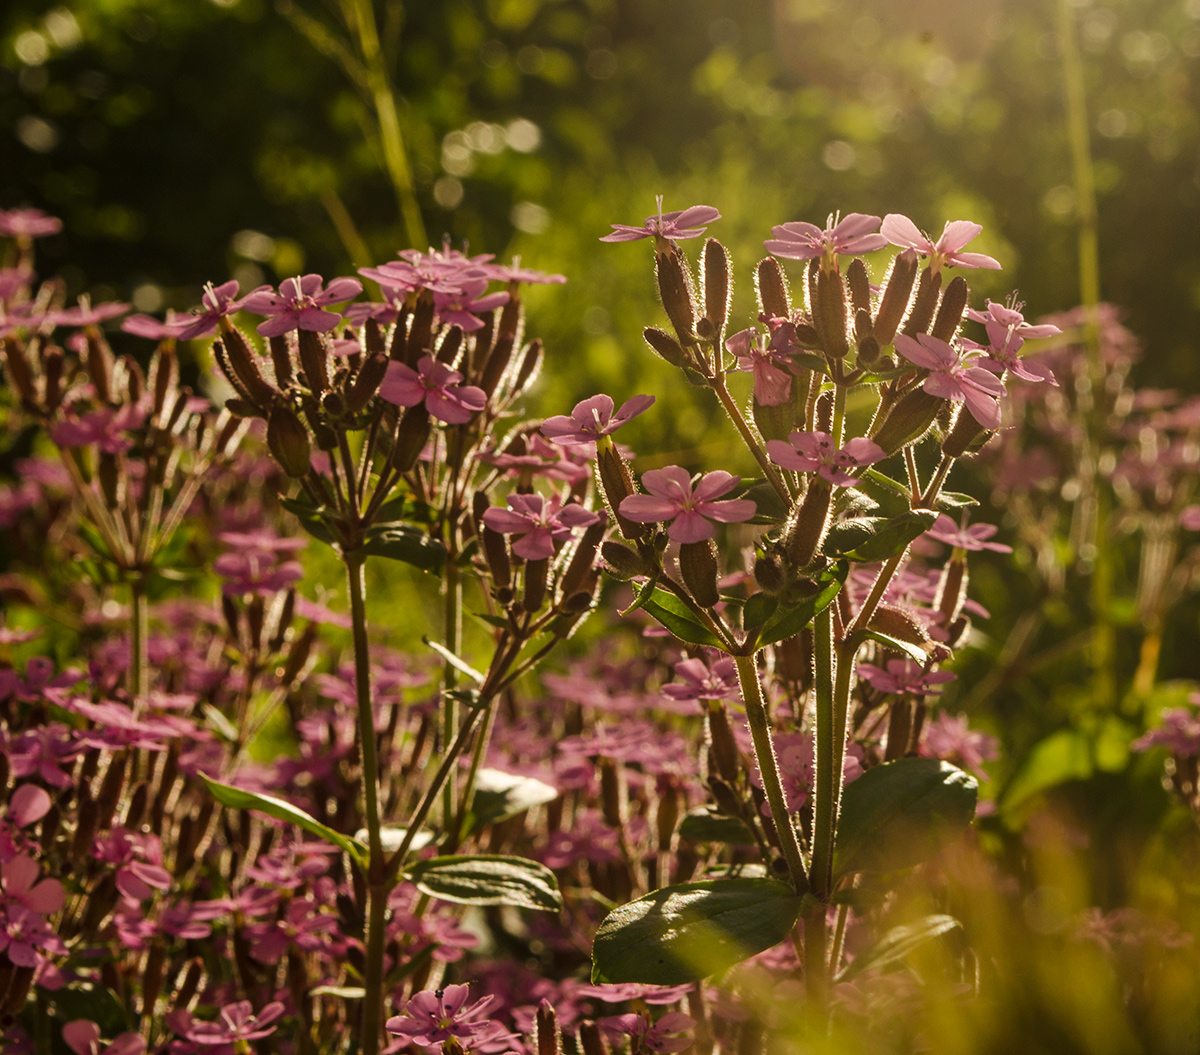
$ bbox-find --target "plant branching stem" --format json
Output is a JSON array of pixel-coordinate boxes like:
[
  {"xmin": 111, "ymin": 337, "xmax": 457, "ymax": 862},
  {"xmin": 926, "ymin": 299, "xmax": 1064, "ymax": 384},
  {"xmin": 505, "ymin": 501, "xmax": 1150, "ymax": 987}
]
[{"xmin": 711, "ymin": 375, "xmax": 790, "ymax": 503}]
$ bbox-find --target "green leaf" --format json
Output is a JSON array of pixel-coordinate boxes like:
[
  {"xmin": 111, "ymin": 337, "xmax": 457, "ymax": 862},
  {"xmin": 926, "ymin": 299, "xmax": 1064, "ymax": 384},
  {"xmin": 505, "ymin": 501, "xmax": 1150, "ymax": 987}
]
[
  {"xmin": 591, "ymin": 878, "xmax": 803, "ymax": 984},
  {"xmin": 823, "ymin": 517, "xmax": 888, "ymax": 557},
  {"xmin": 860, "ymin": 468, "xmax": 911, "ymax": 501},
  {"xmin": 642, "ymin": 590, "xmax": 727, "ymax": 651},
  {"xmin": 741, "ymin": 593, "xmax": 777, "ymax": 632},
  {"xmin": 470, "ymin": 768, "xmax": 559, "ymax": 829},
  {"xmin": 361, "ymin": 527, "xmax": 446, "ymax": 573},
  {"xmin": 999, "ymin": 728, "xmax": 1093, "ymax": 810},
  {"xmin": 836, "ymin": 914, "xmax": 962, "ymax": 982},
  {"xmin": 310, "ymin": 986, "xmax": 367, "ymax": 1000},
  {"xmin": 424, "ymin": 637, "xmax": 485, "ymax": 683},
  {"xmin": 834, "ymin": 758, "xmax": 977, "ymax": 877},
  {"xmin": 859, "ymin": 629, "xmax": 930, "ymax": 664},
  {"xmin": 936, "ymin": 490, "xmax": 979, "ymax": 509},
  {"xmin": 201, "ymin": 775, "xmax": 366, "ymax": 865},
  {"xmin": 678, "ymin": 808, "xmax": 758, "ymax": 846},
  {"xmin": 741, "ymin": 479, "xmax": 789, "ymax": 525},
  {"xmin": 620, "ymin": 575, "xmax": 660, "ymax": 616},
  {"xmin": 754, "ymin": 560, "xmax": 847, "ymax": 648},
  {"xmin": 846, "ymin": 509, "xmax": 939, "ymax": 562},
  {"xmin": 278, "ymin": 492, "xmax": 340, "ymax": 547},
  {"xmin": 407, "ymin": 854, "xmax": 562, "ymax": 912}
]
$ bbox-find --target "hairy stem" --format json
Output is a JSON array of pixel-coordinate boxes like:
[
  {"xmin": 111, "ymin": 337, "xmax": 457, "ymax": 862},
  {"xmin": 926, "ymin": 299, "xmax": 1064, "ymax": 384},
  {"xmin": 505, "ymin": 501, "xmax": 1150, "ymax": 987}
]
[{"xmin": 711, "ymin": 374, "xmax": 791, "ymax": 503}]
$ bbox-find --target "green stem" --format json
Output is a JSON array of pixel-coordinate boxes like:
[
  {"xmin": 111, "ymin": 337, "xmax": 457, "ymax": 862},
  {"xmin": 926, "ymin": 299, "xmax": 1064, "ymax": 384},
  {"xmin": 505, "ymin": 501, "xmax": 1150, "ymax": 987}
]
[
  {"xmin": 808, "ymin": 607, "xmax": 839, "ymax": 902},
  {"xmin": 129, "ymin": 573, "xmax": 149, "ymax": 714},
  {"xmin": 711, "ymin": 375, "xmax": 791, "ymax": 503},
  {"xmin": 831, "ymin": 382, "xmax": 846, "ymax": 448},
  {"xmin": 441, "ymin": 556, "xmax": 462, "ymax": 831},
  {"xmin": 345, "ymin": 555, "xmax": 386, "ymax": 1055},
  {"xmin": 731, "ymin": 654, "xmax": 808, "ymax": 893}
]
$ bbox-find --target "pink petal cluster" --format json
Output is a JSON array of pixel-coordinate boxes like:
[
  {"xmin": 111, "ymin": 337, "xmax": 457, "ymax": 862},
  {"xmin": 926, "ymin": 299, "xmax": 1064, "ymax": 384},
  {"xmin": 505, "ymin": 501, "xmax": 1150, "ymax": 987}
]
[
  {"xmin": 726, "ymin": 325, "xmax": 799, "ymax": 406},
  {"xmin": 925, "ymin": 514, "xmax": 1012, "ymax": 553},
  {"xmin": 920, "ymin": 712, "xmax": 999, "ymax": 779},
  {"xmin": 242, "ymin": 274, "xmax": 363, "ymax": 337},
  {"xmin": 894, "ymin": 333, "xmax": 1005, "ymax": 430},
  {"xmin": 0, "ymin": 854, "xmax": 66, "ymax": 967},
  {"xmin": 175, "ymin": 280, "xmax": 244, "ymax": 341},
  {"xmin": 662, "ymin": 655, "xmax": 740, "ymax": 703},
  {"xmin": 62, "ymin": 1020, "xmax": 146, "ymax": 1055},
  {"xmin": 967, "ymin": 298, "xmax": 1061, "ymax": 386},
  {"xmin": 50, "ymin": 402, "xmax": 150, "ymax": 456},
  {"xmin": 881, "ymin": 214, "xmax": 1002, "ymax": 272},
  {"xmin": 386, "ymin": 983, "xmax": 502, "ymax": 1047},
  {"xmin": 0, "ymin": 208, "xmax": 62, "ymax": 239},
  {"xmin": 857, "ymin": 658, "xmax": 956, "ymax": 696},
  {"xmin": 600, "ymin": 1012, "xmax": 697, "ymax": 1054},
  {"xmin": 766, "ymin": 431, "xmax": 885, "ymax": 487},
  {"xmin": 763, "ymin": 212, "xmax": 887, "ymax": 267},
  {"xmin": 541, "ymin": 393, "xmax": 655, "ymax": 446},
  {"xmin": 619, "ymin": 467, "xmax": 756, "ymax": 543},
  {"xmin": 482, "ymin": 494, "xmax": 600, "ymax": 560},
  {"xmin": 601, "ymin": 200, "xmax": 721, "ymax": 243},
  {"xmin": 379, "ymin": 355, "xmax": 487, "ymax": 424},
  {"xmin": 181, "ymin": 1000, "xmax": 285, "ymax": 1045}
]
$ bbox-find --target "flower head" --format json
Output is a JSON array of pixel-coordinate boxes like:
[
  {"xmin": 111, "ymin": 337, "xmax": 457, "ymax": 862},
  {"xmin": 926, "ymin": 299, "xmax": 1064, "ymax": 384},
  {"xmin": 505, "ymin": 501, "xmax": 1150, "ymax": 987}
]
[
  {"xmin": 967, "ymin": 298, "xmax": 1060, "ymax": 386},
  {"xmin": 482, "ymin": 494, "xmax": 600, "ymax": 560},
  {"xmin": 0, "ymin": 208, "xmax": 62, "ymax": 240},
  {"xmin": 726, "ymin": 325, "xmax": 800, "ymax": 406},
  {"xmin": 600, "ymin": 1011, "xmax": 696, "ymax": 1053},
  {"xmin": 619, "ymin": 467, "xmax": 756, "ymax": 543},
  {"xmin": 857, "ymin": 658, "xmax": 955, "ymax": 696},
  {"xmin": 925, "ymin": 514, "xmax": 1012, "ymax": 552},
  {"xmin": 894, "ymin": 333, "xmax": 1005, "ymax": 430},
  {"xmin": 433, "ymin": 277, "xmax": 509, "ymax": 332},
  {"xmin": 242, "ymin": 274, "xmax": 362, "ymax": 337},
  {"xmin": 183, "ymin": 1000, "xmax": 284, "ymax": 1045},
  {"xmin": 764, "ymin": 212, "xmax": 887, "ymax": 270},
  {"xmin": 176, "ymin": 280, "xmax": 244, "ymax": 341},
  {"xmin": 542, "ymin": 393, "xmax": 655, "ymax": 446},
  {"xmin": 601, "ymin": 197, "xmax": 721, "ymax": 243},
  {"xmin": 386, "ymin": 984, "xmax": 500, "ymax": 1048},
  {"xmin": 379, "ymin": 355, "xmax": 487, "ymax": 424},
  {"xmin": 662, "ymin": 655, "xmax": 740, "ymax": 703},
  {"xmin": 880, "ymin": 214, "xmax": 1001, "ymax": 272},
  {"xmin": 766, "ymin": 431, "xmax": 885, "ymax": 486}
]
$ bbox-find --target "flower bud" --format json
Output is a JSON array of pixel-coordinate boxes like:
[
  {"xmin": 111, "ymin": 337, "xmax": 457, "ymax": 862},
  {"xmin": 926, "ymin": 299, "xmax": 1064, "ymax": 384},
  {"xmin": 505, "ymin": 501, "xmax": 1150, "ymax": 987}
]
[
  {"xmin": 794, "ymin": 319, "xmax": 822, "ymax": 348},
  {"xmin": 643, "ymin": 327, "xmax": 693, "ymax": 371},
  {"xmin": 656, "ymin": 776, "xmax": 681, "ymax": 852},
  {"xmin": 784, "ymin": 479, "xmax": 832, "ymax": 570},
  {"xmin": 885, "ymin": 699, "xmax": 914, "ymax": 761},
  {"xmin": 775, "ymin": 629, "xmax": 811, "ymax": 686},
  {"xmin": 364, "ymin": 317, "xmax": 387, "ymax": 356},
  {"xmin": 42, "ymin": 345, "xmax": 64, "ymax": 411},
  {"xmin": 72, "ymin": 789, "xmax": 99, "ymax": 861},
  {"xmin": 124, "ymin": 781, "xmax": 148, "ymax": 829},
  {"xmin": 405, "ymin": 290, "xmax": 435, "ymax": 365},
  {"xmin": 599, "ymin": 756, "xmax": 628, "ymax": 827},
  {"xmin": 873, "ymin": 249, "xmax": 918, "ymax": 346},
  {"xmin": 578, "ymin": 1021, "xmax": 609, "ymax": 1055},
  {"xmin": 815, "ymin": 267, "xmax": 849, "ymax": 359},
  {"xmin": 150, "ymin": 346, "xmax": 177, "ymax": 420},
  {"xmin": 656, "ymin": 248, "xmax": 697, "ymax": 344},
  {"xmin": 268, "ymin": 333, "xmax": 294, "ymax": 389},
  {"xmin": 478, "ymin": 333, "xmax": 514, "ymax": 398},
  {"xmin": 523, "ymin": 556, "xmax": 549, "ymax": 612},
  {"xmin": 815, "ymin": 390, "xmax": 833, "ymax": 435},
  {"xmin": 297, "ymin": 329, "xmax": 330, "ymax": 395},
  {"xmin": 345, "ymin": 351, "xmax": 389, "ymax": 414},
  {"xmin": 755, "ymin": 256, "xmax": 791, "ymax": 320},
  {"xmin": 537, "ymin": 1000, "xmax": 563, "ymax": 1055},
  {"xmin": 857, "ymin": 331, "xmax": 881, "ymax": 367},
  {"xmin": 215, "ymin": 333, "xmax": 275, "ymax": 410},
  {"xmin": 930, "ymin": 275, "xmax": 969, "ymax": 342},
  {"xmin": 868, "ymin": 605, "xmax": 931, "ymax": 649},
  {"xmin": 752, "ymin": 397, "xmax": 792, "ymax": 444},
  {"xmin": 497, "ymin": 293, "xmax": 522, "ymax": 341},
  {"xmin": 482, "ymin": 526, "xmax": 512, "ymax": 591},
  {"xmin": 702, "ymin": 237, "xmax": 731, "ymax": 338},
  {"xmin": 754, "ymin": 553, "xmax": 786, "ymax": 595},
  {"xmin": 247, "ymin": 594, "xmax": 265, "ymax": 651},
  {"xmin": 597, "ymin": 443, "xmax": 645, "ymax": 540},
  {"xmin": 601, "ymin": 540, "xmax": 651, "ymax": 580},
  {"xmin": 269, "ymin": 588, "xmax": 295, "ymax": 652},
  {"xmin": 706, "ymin": 775, "xmax": 743, "ymax": 817},
  {"xmin": 98, "ymin": 452, "xmax": 121, "ymax": 510},
  {"xmin": 436, "ymin": 325, "xmax": 464, "ymax": 367},
  {"xmin": 706, "ymin": 700, "xmax": 741, "ymax": 784},
  {"xmin": 680, "ymin": 539, "xmax": 720, "ymax": 609},
  {"xmin": 941, "ymin": 405, "xmax": 989, "ymax": 458},
  {"xmin": 846, "ymin": 257, "xmax": 872, "ymax": 316},
  {"xmin": 560, "ymin": 514, "xmax": 607, "ymax": 600},
  {"xmin": 221, "ymin": 594, "xmax": 241, "ymax": 641},
  {"xmin": 870, "ymin": 388, "xmax": 944, "ymax": 456},
  {"xmin": 391, "ymin": 404, "xmax": 431, "ymax": 472},
  {"xmin": 122, "ymin": 353, "xmax": 146, "ymax": 404},
  {"xmin": 280, "ymin": 622, "xmax": 318, "ymax": 686},
  {"xmin": 1, "ymin": 337, "xmax": 37, "ymax": 408},
  {"xmin": 85, "ymin": 332, "xmax": 114, "ymax": 404},
  {"xmin": 512, "ymin": 337, "xmax": 543, "ymax": 396},
  {"xmin": 934, "ymin": 554, "xmax": 968, "ymax": 625},
  {"xmin": 902, "ymin": 267, "xmax": 942, "ymax": 338},
  {"xmin": 267, "ymin": 405, "xmax": 312, "ymax": 477}
]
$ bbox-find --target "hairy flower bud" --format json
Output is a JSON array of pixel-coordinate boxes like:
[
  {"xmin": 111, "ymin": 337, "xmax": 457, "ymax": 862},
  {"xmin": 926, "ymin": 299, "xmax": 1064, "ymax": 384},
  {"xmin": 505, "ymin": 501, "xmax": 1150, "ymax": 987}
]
[
  {"xmin": 857, "ymin": 330, "xmax": 881, "ymax": 367},
  {"xmin": 405, "ymin": 290, "xmax": 435, "ymax": 365},
  {"xmin": 656, "ymin": 248, "xmax": 697, "ymax": 344},
  {"xmin": 597, "ymin": 442, "xmax": 645, "ymax": 540},
  {"xmin": 537, "ymin": 1000, "xmax": 563, "ymax": 1055},
  {"xmin": 85, "ymin": 332, "xmax": 114, "ymax": 404},
  {"xmin": 391, "ymin": 404, "xmax": 431, "ymax": 472},
  {"xmin": 478, "ymin": 332, "xmax": 514, "ymax": 398},
  {"xmin": 280, "ymin": 622, "xmax": 318, "ymax": 687},
  {"xmin": 150, "ymin": 346, "xmax": 177, "ymax": 420},
  {"xmin": 814, "ymin": 390, "xmax": 833, "ymax": 435},
  {"xmin": 97, "ymin": 452, "xmax": 121, "ymax": 510},
  {"xmin": 578, "ymin": 1022, "xmax": 608, "ymax": 1055},
  {"xmin": 1, "ymin": 337, "xmax": 37, "ymax": 408},
  {"xmin": 815, "ymin": 267, "xmax": 849, "ymax": 359},
  {"xmin": 215, "ymin": 332, "xmax": 275, "ymax": 410},
  {"xmin": 268, "ymin": 333, "xmax": 294, "ymax": 389},
  {"xmin": 868, "ymin": 604, "xmax": 931, "ymax": 650},
  {"xmin": 870, "ymin": 388, "xmax": 944, "ymax": 455},
  {"xmin": 680, "ymin": 539, "xmax": 721, "ymax": 609},
  {"xmin": 706, "ymin": 699, "xmax": 741, "ymax": 784},
  {"xmin": 846, "ymin": 257, "xmax": 872, "ymax": 316},
  {"xmin": 935, "ymin": 554, "xmax": 968, "ymax": 625},
  {"xmin": 601, "ymin": 540, "xmax": 651, "ymax": 580},
  {"xmin": 754, "ymin": 552, "xmax": 786, "ymax": 595},
  {"xmin": 753, "ymin": 397, "xmax": 792, "ymax": 444},
  {"xmin": 267, "ymin": 405, "xmax": 312, "ymax": 478},
  {"xmin": 297, "ymin": 329, "xmax": 330, "ymax": 395},
  {"xmin": 513, "ymin": 337, "xmax": 543, "ymax": 396},
  {"xmin": 902, "ymin": 267, "xmax": 943, "ymax": 338},
  {"xmin": 42, "ymin": 345, "xmax": 64, "ymax": 411},
  {"xmin": 436, "ymin": 325, "xmax": 464, "ymax": 366},
  {"xmin": 364, "ymin": 316, "xmax": 387, "ymax": 357},
  {"xmin": 784, "ymin": 479, "xmax": 832, "ymax": 570},
  {"xmin": 930, "ymin": 275, "xmax": 970, "ymax": 342},
  {"xmin": 345, "ymin": 351, "xmax": 389, "ymax": 414},
  {"xmin": 560, "ymin": 514, "xmax": 607, "ymax": 600},
  {"xmin": 482, "ymin": 526, "xmax": 512, "ymax": 591},
  {"xmin": 523, "ymin": 556, "xmax": 549, "ymax": 612},
  {"xmin": 941, "ymin": 405, "xmax": 989, "ymax": 458},
  {"xmin": 643, "ymin": 327, "xmax": 693, "ymax": 370},
  {"xmin": 702, "ymin": 237, "xmax": 731, "ymax": 339},
  {"xmin": 756, "ymin": 256, "xmax": 791, "ymax": 319},
  {"xmin": 873, "ymin": 249, "xmax": 918, "ymax": 346}
]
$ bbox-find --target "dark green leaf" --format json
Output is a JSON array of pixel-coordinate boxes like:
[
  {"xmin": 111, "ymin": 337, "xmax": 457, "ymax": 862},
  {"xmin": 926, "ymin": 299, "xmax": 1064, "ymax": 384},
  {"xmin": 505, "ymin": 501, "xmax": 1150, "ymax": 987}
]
[
  {"xmin": 591, "ymin": 878, "xmax": 803, "ymax": 984},
  {"xmin": 679, "ymin": 808, "xmax": 758, "ymax": 846},
  {"xmin": 847, "ymin": 509, "xmax": 939, "ymax": 562},
  {"xmin": 278, "ymin": 493, "xmax": 340, "ymax": 546},
  {"xmin": 859, "ymin": 629, "xmax": 930, "ymax": 664},
  {"xmin": 742, "ymin": 479, "xmax": 789, "ymax": 525},
  {"xmin": 407, "ymin": 854, "xmax": 562, "ymax": 912},
  {"xmin": 470, "ymin": 768, "xmax": 560, "ymax": 829},
  {"xmin": 642, "ymin": 590, "xmax": 727, "ymax": 650},
  {"xmin": 836, "ymin": 915, "xmax": 962, "ymax": 982},
  {"xmin": 361, "ymin": 528, "xmax": 446, "ymax": 573},
  {"xmin": 834, "ymin": 759, "xmax": 977, "ymax": 877},
  {"xmin": 823, "ymin": 517, "xmax": 888, "ymax": 557},
  {"xmin": 754, "ymin": 561, "xmax": 847, "ymax": 648},
  {"xmin": 742, "ymin": 593, "xmax": 777, "ymax": 632},
  {"xmin": 620, "ymin": 575, "xmax": 660, "ymax": 616},
  {"xmin": 471, "ymin": 612, "xmax": 510, "ymax": 629},
  {"xmin": 860, "ymin": 468, "xmax": 911, "ymax": 501},
  {"xmin": 936, "ymin": 490, "xmax": 979, "ymax": 509},
  {"xmin": 201, "ymin": 775, "xmax": 366, "ymax": 865}
]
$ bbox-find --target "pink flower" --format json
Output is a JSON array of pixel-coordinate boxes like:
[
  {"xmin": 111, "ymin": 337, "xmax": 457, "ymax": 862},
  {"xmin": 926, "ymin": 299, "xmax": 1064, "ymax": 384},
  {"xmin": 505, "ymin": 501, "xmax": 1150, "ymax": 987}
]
[
  {"xmin": 662, "ymin": 655, "xmax": 740, "ymax": 703},
  {"xmin": 766, "ymin": 431, "xmax": 885, "ymax": 486},
  {"xmin": 62, "ymin": 1020, "xmax": 146, "ymax": 1055},
  {"xmin": 967, "ymin": 299, "xmax": 1060, "ymax": 386},
  {"xmin": 176, "ymin": 280, "xmax": 245, "ymax": 340},
  {"xmin": 601, "ymin": 198, "xmax": 721, "ymax": 243},
  {"xmin": 1132, "ymin": 700, "xmax": 1200, "ymax": 757},
  {"xmin": 894, "ymin": 333, "xmax": 1005, "ymax": 430},
  {"xmin": 857, "ymin": 658, "xmax": 955, "ymax": 696},
  {"xmin": 386, "ymin": 984, "xmax": 500, "ymax": 1046},
  {"xmin": 486, "ymin": 257, "xmax": 567, "ymax": 285},
  {"xmin": 0, "ymin": 208, "xmax": 62, "ymax": 239},
  {"xmin": 242, "ymin": 274, "xmax": 362, "ymax": 337},
  {"xmin": 620, "ymin": 467, "xmax": 756, "ymax": 543},
  {"xmin": 49, "ymin": 402, "xmax": 150, "ymax": 455},
  {"xmin": 379, "ymin": 355, "xmax": 487, "ymax": 424},
  {"xmin": 880, "ymin": 214, "xmax": 1002, "ymax": 272},
  {"xmin": 600, "ymin": 1011, "xmax": 696, "ymax": 1053},
  {"xmin": 433, "ymin": 277, "xmax": 509, "ymax": 332},
  {"xmin": 925, "ymin": 514, "xmax": 1012, "ymax": 553},
  {"xmin": 7, "ymin": 786, "xmax": 51, "ymax": 829},
  {"xmin": 920, "ymin": 712, "xmax": 999, "ymax": 778},
  {"xmin": 482, "ymin": 494, "xmax": 600, "ymax": 560},
  {"xmin": 726, "ymin": 325, "xmax": 799, "ymax": 406},
  {"xmin": 120, "ymin": 313, "xmax": 191, "ymax": 341},
  {"xmin": 184, "ymin": 1001, "xmax": 285, "ymax": 1046},
  {"xmin": 542, "ymin": 393, "xmax": 655, "ymax": 446},
  {"xmin": 764, "ymin": 212, "xmax": 887, "ymax": 268},
  {"xmin": 51, "ymin": 300, "xmax": 131, "ymax": 327}
]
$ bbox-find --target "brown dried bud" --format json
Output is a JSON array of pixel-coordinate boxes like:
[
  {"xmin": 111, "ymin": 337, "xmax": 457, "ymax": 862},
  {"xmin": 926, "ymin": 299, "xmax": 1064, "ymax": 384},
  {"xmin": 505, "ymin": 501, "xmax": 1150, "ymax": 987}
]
[
  {"xmin": 297, "ymin": 329, "xmax": 330, "ymax": 395},
  {"xmin": 680, "ymin": 539, "xmax": 720, "ymax": 609},
  {"xmin": 706, "ymin": 700, "xmax": 741, "ymax": 784},
  {"xmin": 873, "ymin": 249, "xmax": 919, "ymax": 346},
  {"xmin": 560, "ymin": 514, "xmax": 607, "ymax": 599},
  {"xmin": 815, "ymin": 267, "xmax": 849, "ymax": 360},
  {"xmin": 523, "ymin": 557, "xmax": 549, "ymax": 613},
  {"xmin": 930, "ymin": 275, "xmax": 969, "ymax": 342},
  {"xmin": 656, "ymin": 248, "xmax": 697, "ymax": 344},
  {"xmin": 756, "ymin": 257, "xmax": 791, "ymax": 319},
  {"xmin": 702, "ymin": 237, "xmax": 731, "ymax": 338},
  {"xmin": 215, "ymin": 332, "xmax": 275, "ymax": 409},
  {"xmin": 345, "ymin": 351, "xmax": 389, "ymax": 414},
  {"xmin": 268, "ymin": 333, "xmax": 294, "ymax": 389},
  {"xmin": 391, "ymin": 405, "xmax": 431, "ymax": 472},
  {"xmin": 267, "ymin": 405, "xmax": 312, "ymax": 477},
  {"xmin": 941, "ymin": 405, "xmax": 989, "ymax": 458},
  {"xmin": 902, "ymin": 267, "xmax": 943, "ymax": 338},
  {"xmin": 870, "ymin": 388, "xmax": 944, "ymax": 455},
  {"xmin": 597, "ymin": 443, "xmax": 645, "ymax": 540},
  {"xmin": 537, "ymin": 1000, "xmax": 563, "ymax": 1055},
  {"xmin": 601, "ymin": 540, "xmax": 651, "ymax": 580},
  {"xmin": 784, "ymin": 479, "xmax": 832, "ymax": 570},
  {"xmin": 643, "ymin": 327, "xmax": 692, "ymax": 371}
]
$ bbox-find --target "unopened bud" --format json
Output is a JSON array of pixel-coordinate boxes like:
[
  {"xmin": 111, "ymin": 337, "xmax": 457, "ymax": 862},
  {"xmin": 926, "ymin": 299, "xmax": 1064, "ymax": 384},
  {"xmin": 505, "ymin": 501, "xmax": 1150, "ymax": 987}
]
[
  {"xmin": 930, "ymin": 275, "xmax": 969, "ymax": 342},
  {"xmin": 1, "ymin": 338, "xmax": 37, "ymax": 407},
  {"xmin": 656, "ymin": 249, "xmax": 697, "ymax": 344},
  {"xmin": 578, "ymin": 1021, "xmax": 609, "ymax": 1055},
  {"xmin": 643, "ymin": 327, "xmax": 693, "ymax": 370},
  {"xmin": 560, "ymin": 514, "xmax": 607, "ymax": 599},
  {"xmin": 405, "ymin": 290, "xmax": 435, "ymax": 365},
  {"xmin": 775, "ymin": 629, "xmax": 811, "ymax": 685},
  {"xmin": 680, "ymin": 539, "xmax": 720, "ymax": 608},
  {"xmin": 753, "ymin": 397, "xmax": 792, "ymax": 444},
  {"xmin": 846, "ymin": 258, "xmax": 872, "ymax": 316},
  {"xmin": 297, "ymin": 329, "xmax": 330, "ymax": 395},
  {"xmin": 868, "ymin": 605, "xmax": 931, "ymax": 649},
  {"xmin": 221, "ymin": 594, "xmax": 240, "ymax": 641},
  {"xmin": 599, "ymin": 756, "xmax": 627, "ymax": 827},
  {"xmin": 934, "ymin": 555, "xmax": 968, "ymax": 624},
  {"xmin": 523, "ymin": 557, "xmax": 549, "ymax": 612},
  {"xmin": 854, "ymin": 305, "xmax": 873, "ymax": 344},
  {"xmin": 784, "ymin": 479, "xmax": 832, "ymax": 570},
  {"xmin": 151, "ymin": 346, "xmax": 177, "ymax": 419},
  {"xmin": 391, "ymin": 405, "xmax": 431, "ymax": 472},
  {"xmin": 597, "ymin": 443, "xmax": 645, "ymax": 540},
  {"xmin": 280, "ymin": 622, "xmax": 318, "ymax": 686},
  {"xmin": 497, "ymin": 294, "xmax": 522, "ymax": 341},
  {"xmin": 794, "ymin": 319, "xmax": 821, "ymax": 348},
  {"xmin": 247, "ymin": 595, "xmax": 265, "ymax": 651},
  {"xmin": 512, "ymin": 338, "xmax": 542, "ymax": 396},
  {"xmin": 754, "ymin": 553, "xmax": 786, "ymax": 595},
  {"xmin": 346, "ymin": 351, "xmax": 389, "ymax": 414},
  {"xmin": 124, "ymin": 781, "xmax": 148, "ymax": 828},
  {"xmin": 122, "ymin": 354, "xmax": 146, "ymax": 404},
  {"xmin": 478, "ymin": 333, "xmax": 514, "ymax": 398},
  {"xmin": 756, "ymin": 257, "xmax": 791, "ymax": 319},
  {"xmin": 364, "ymin": 317, "xmax": 386, "ymax": 356},
  {"xmin": 85, "ymin": 332, "xmax": 114, "ymax": 404},
  {"xmin": 537, "ymin": 1000, "xmax": 563, "ymax": 1055},
  {"xmin": 857, "ymin": 331, "xmax": 880, "ymax": 367},
  {"xmin": 873, "ymin": 249, "xmax": 918, "ymax": 346},
  {"xmin": 601, "ymin": 540, "xmax": 651, "ymax": 580},
  {"xmin": 42, "ymin": 346, "xmax": 64, "ymax": 411},
  {"xmin": 656, "ymin": 777, "xmax": 681, "ymax": 851},
  {"xmin": 482, "ymin": 527, "xmax": 512, "ymax": 591},
  {"xmin": 815, "ymin": 390, "xmax": 833, "ymax": 435},
  {"xmin": 702, "ymin": 238, "xmax": 731, "ymax": 338},
  {"xmin": 97, "ymin": 452, "xmax": 121, "ymax": 510},
  {"xmin": 269, "ymin": 589, "xmax": 295, "ymax": 652},
  {"xmin": 706, "ymin": 775, "xmax": 743, "ymax": 817},
  {"xmin": 216, "ymin": 332, "xmax": 275, "ymax": 409},
  {"xmin": 267, "ymin": 405, "xmax": 312, "ymax": 477},
  {"xmin": 941, "ymin": 405, "xmax": 989, "ymax": 458},
  {"xmin": 437, "ymin": 325, "xmax": 464, "ymax": 366},
  {"xmin": 815, "ymin": 267, "xmax": 849, "ymax": 359},
  {"xmin": 870, "ymin": 388, "xmax": 943, "ymax": 456},
  {"xmin": 902, "ymin": 267, "xmax": 942, "ymax": 338},
  {"xmin": 268, "ymin": 333, "xmax": 294, "ymax": 389},
  {"xmin": 706, "ymin": 700, "xmax": 741, "ymax": 784}
]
